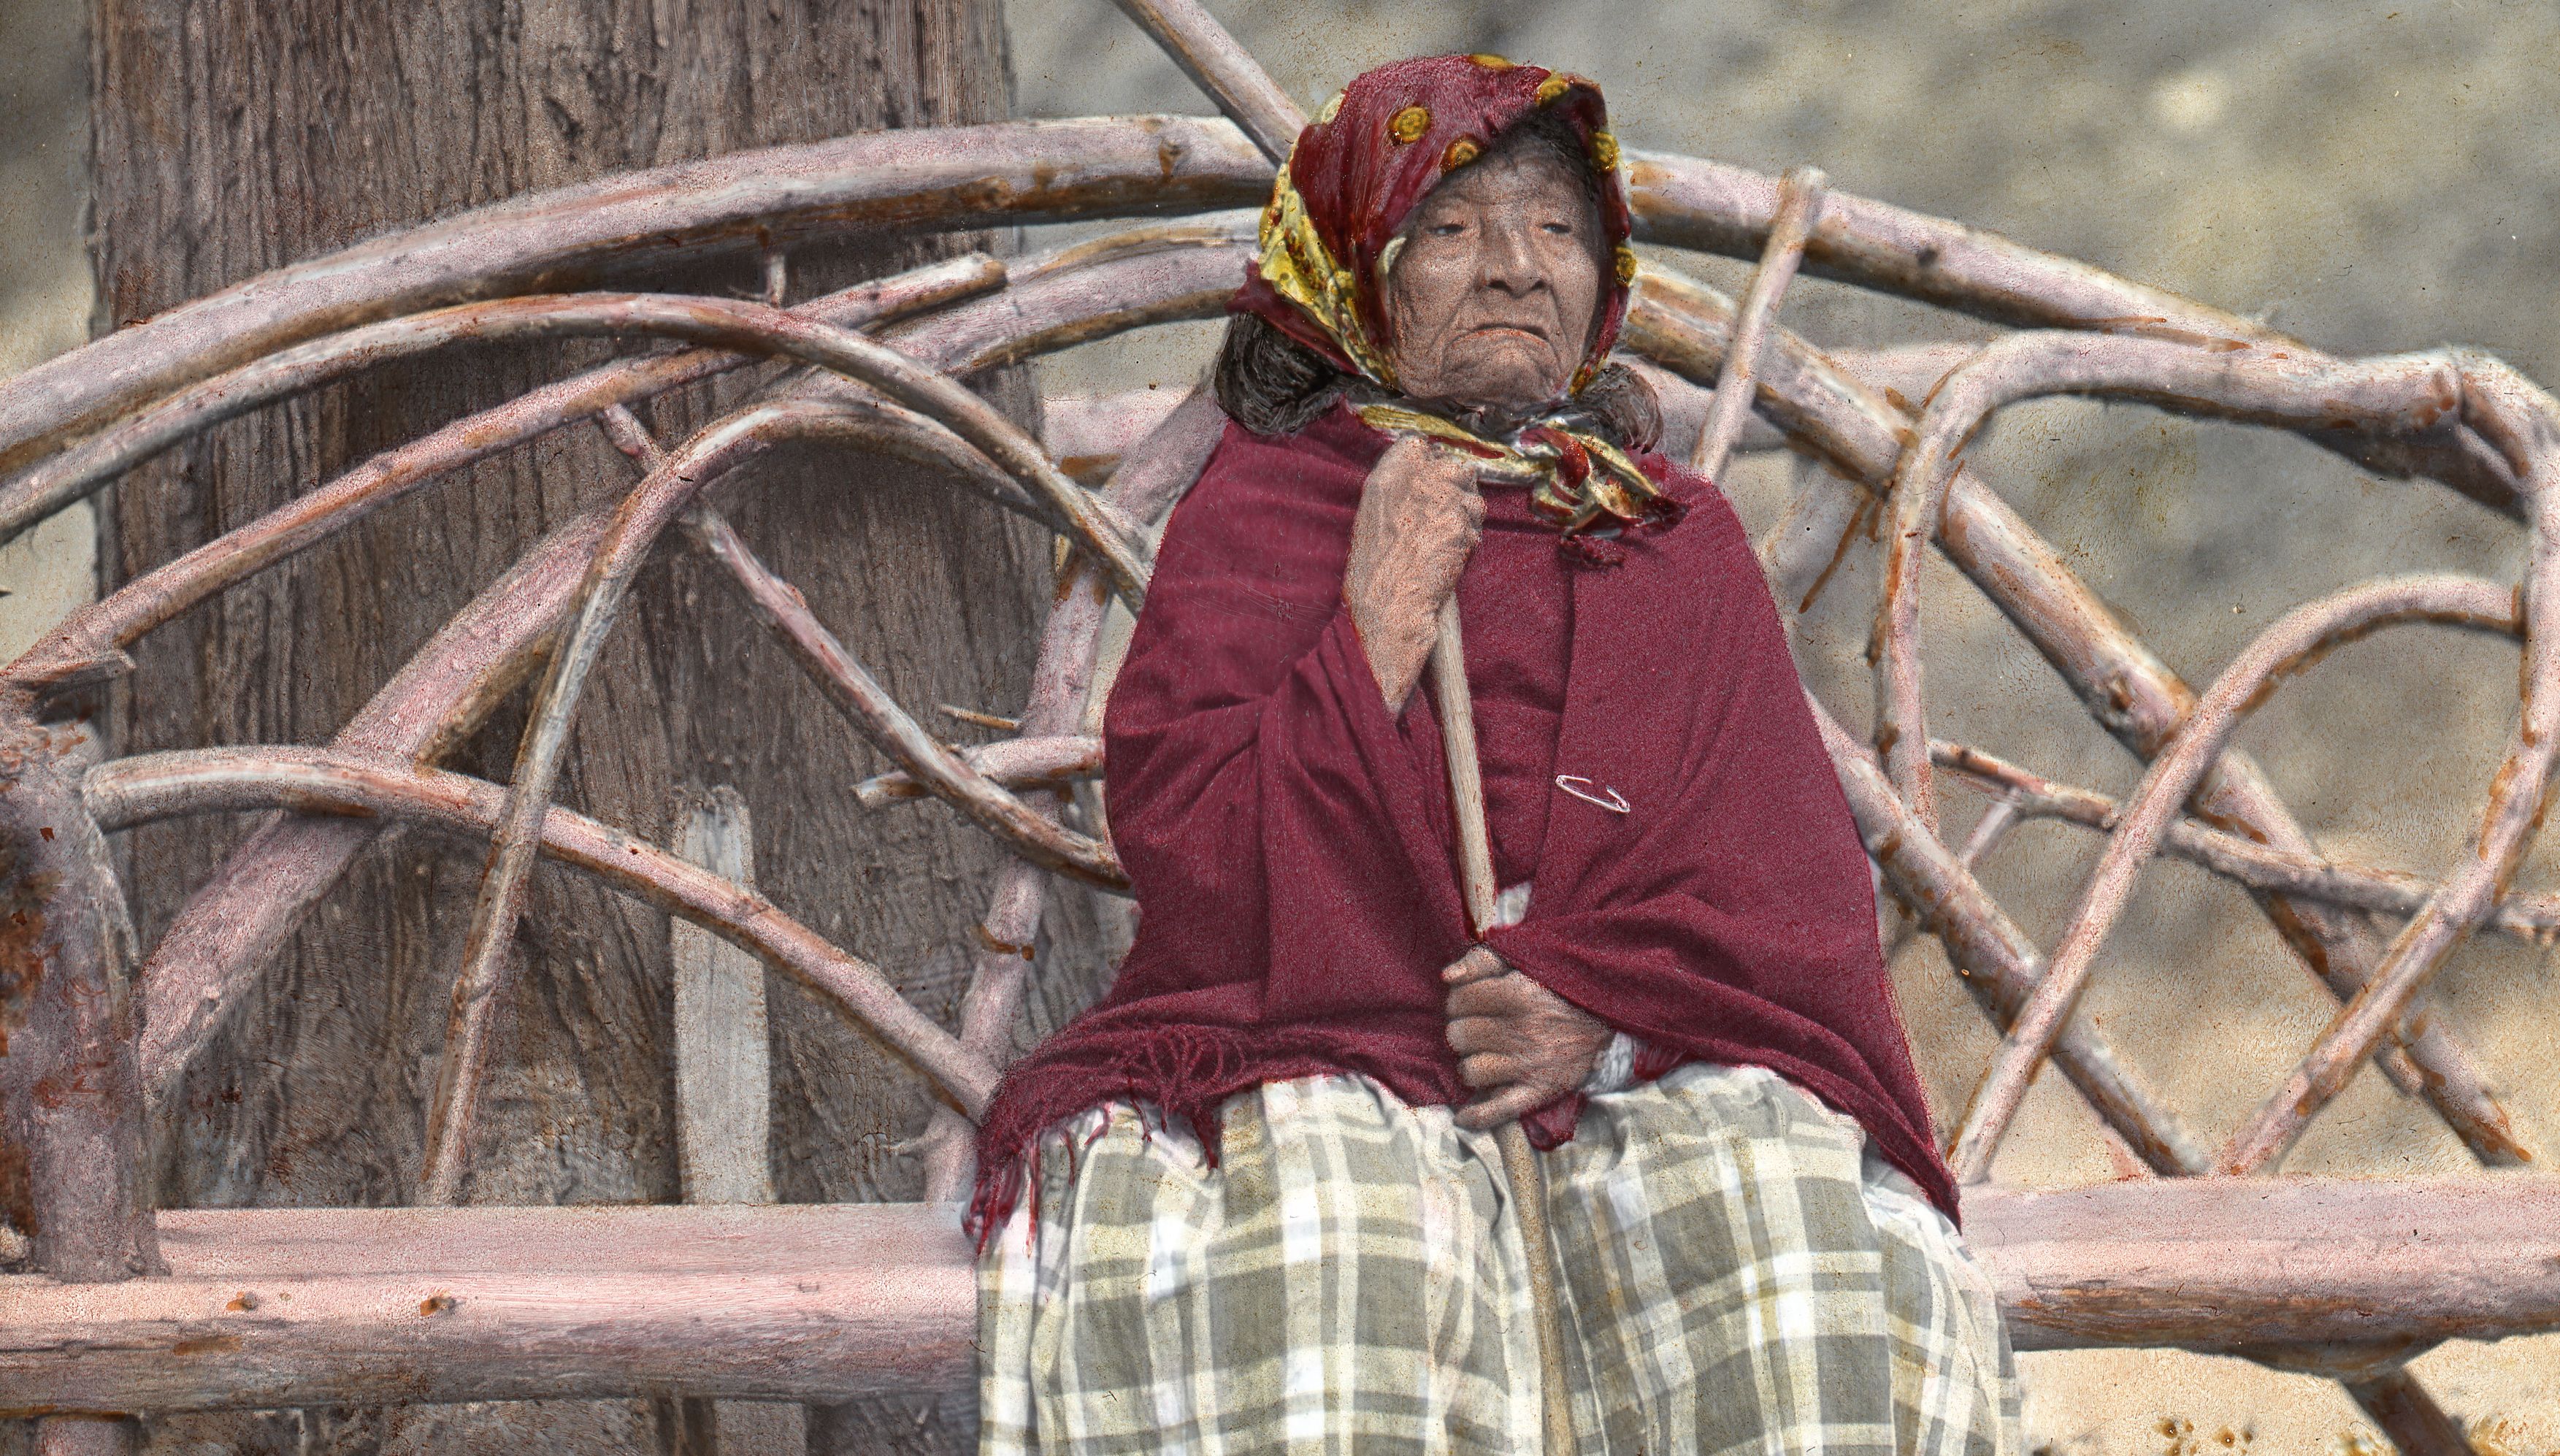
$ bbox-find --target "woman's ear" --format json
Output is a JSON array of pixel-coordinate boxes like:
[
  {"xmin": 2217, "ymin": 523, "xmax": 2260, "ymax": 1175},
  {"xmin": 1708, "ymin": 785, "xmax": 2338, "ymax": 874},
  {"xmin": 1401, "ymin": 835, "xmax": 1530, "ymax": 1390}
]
[
  {"xmin": 1375, "ymin": 236, "xmax": 1406, "ymax": 291},
  {"xmin": 1373, "ymin": 235, "xmax": 1411, "ymax": 367}
]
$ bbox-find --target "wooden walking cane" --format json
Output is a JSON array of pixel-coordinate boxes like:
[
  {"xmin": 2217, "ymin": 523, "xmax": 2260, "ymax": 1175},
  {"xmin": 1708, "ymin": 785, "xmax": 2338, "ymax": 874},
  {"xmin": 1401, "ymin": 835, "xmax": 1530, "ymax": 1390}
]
[{"xmin": 1430, "ymin": 594, "xmax": 1580, "ymax": 1456}]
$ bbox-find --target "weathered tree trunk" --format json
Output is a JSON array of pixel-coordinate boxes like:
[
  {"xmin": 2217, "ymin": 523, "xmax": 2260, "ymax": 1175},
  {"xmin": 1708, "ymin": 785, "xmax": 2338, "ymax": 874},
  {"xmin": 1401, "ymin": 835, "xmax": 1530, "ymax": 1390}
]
[{"xmin": 89, "ymin": 2, "xmax": 1097, "ymax": 1450}]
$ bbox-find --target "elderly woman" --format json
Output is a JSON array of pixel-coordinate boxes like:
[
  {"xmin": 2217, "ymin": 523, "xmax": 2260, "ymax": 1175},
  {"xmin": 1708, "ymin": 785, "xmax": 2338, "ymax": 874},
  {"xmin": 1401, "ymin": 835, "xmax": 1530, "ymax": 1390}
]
[{"xmin": 972, "ymin": 55, "xmax": 2017, "ymax": 1455}]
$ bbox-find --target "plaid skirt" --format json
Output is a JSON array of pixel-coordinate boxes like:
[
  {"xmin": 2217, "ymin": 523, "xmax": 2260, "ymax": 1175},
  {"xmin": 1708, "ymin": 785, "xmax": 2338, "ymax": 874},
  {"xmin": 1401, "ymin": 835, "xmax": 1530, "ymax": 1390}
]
[{"xmin": 977, "ymin": 1062, "xmax": 2019, "ymax": 1455}]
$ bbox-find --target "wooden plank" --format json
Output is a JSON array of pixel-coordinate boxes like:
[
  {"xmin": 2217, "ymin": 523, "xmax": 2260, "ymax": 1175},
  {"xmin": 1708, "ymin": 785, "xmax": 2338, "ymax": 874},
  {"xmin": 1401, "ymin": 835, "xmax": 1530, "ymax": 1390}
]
[
  {"xmin": 672, "ymin": 786, "xmax": 775, "ymax": 1208},
  {"xmin": 668, "ymin": 786, "xmax": 797, "ymax": 1450},
  {"xmin": 6, "ymin": 1180, "xmax": 2559, "ymax": 1416},
  {"xmin": 146, "ymin": 1203, "xmax": 955, "ymax": 1279}
]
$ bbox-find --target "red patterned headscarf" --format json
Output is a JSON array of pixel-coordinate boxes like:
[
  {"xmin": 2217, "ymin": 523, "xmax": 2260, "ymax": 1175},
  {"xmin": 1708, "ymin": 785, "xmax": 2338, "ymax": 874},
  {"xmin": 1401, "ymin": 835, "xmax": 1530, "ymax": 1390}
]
[{"xmin": 1231, "ymin": 54, "xmax": 1671, "ymax": 537}]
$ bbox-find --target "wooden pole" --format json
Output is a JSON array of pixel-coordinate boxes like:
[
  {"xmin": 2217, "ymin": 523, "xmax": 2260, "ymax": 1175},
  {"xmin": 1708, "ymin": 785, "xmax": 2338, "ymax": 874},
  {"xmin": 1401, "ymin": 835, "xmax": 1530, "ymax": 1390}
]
[
  {"xmin": 672, "ymin": 787, "xmax": 778, "ymax": 1208},
  {"xmin": 1429, "ymin": 596, "xmax": 1578, "ymax": 1456},
  {"xmin": 669, "ymin": 787, "xmax": 803, "ymax": 1452},
  {"xmin": 1, "ymin": 720, "xmax": 156, "ymax": 1456},
  {"xmin": 1687, "ymin": 166, "xmax": 1827, "ymax": 483}
]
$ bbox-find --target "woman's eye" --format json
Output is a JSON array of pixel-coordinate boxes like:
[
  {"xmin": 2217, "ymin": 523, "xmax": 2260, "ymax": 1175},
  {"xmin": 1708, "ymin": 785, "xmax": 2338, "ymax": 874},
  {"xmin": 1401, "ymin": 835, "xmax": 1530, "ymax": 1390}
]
[
  {"xmin": 1541, "ymin": 221, "xmax": 1575, "ymax": 235},
  {"xmin": 1428, "ymin": 221, "xmax": 1465, "ymax": 237}
]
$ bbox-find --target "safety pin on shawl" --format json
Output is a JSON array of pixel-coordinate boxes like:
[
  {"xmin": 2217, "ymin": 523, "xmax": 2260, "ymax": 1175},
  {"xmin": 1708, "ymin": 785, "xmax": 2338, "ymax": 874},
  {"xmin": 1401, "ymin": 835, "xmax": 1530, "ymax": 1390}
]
[{"xmin": 1555, "ymin": 774, "xmax": 1630, "ymax": 813}]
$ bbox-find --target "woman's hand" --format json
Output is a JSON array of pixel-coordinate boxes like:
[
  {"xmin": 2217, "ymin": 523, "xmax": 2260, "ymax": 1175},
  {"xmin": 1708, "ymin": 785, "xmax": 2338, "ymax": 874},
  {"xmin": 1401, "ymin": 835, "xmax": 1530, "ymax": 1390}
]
[
  {"xmin": 1442, "ymin": 946, "xmax": 1611, "ymax": 1130},
  {"xmin": 1344, "ymin": 437, "xmax": 1484, "ymax": 710}
]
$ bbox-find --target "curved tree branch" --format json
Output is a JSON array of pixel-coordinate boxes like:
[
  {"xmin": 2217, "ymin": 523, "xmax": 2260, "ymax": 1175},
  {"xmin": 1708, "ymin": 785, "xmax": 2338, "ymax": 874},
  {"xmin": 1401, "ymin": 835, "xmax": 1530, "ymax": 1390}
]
[
  {"xmin": 1875, "ymin": 333, "xmax": 2460, "ymax": 829},
  {"xmin": 85, "ymin": 748, "xmax": 998, "ymax": 1118},
  {"xmin": 1946, "ymin": 575, "xmax": 2521, "ymax": 1182},
  {"xmin": 0, "ymin": 115, "xmax": 1268, "ymax": 478}
]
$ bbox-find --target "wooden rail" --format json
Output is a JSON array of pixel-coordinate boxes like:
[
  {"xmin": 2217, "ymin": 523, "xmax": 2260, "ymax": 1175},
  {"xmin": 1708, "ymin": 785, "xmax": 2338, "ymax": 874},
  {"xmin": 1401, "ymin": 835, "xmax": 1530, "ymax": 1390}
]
[
  {"xmin": 0, "ymin": 1206, "xmax": 973, "ymax": 1414},
  {"xmin": 6, "ymin": 1180, "xmax": 2553, "ymax": 1417}
]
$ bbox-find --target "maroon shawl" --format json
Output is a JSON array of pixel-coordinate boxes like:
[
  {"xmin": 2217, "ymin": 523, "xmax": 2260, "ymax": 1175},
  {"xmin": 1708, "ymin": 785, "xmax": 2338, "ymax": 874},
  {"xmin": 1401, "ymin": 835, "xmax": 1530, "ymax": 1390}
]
[{"xmin": 968, "ymin": 405, "xmax": 1957, "ymax": 1233}]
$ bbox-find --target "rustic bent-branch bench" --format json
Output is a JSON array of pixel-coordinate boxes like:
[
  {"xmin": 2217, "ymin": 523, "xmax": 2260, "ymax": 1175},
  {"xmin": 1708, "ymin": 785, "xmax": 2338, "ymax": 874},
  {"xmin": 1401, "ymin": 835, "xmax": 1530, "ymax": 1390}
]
[{"xmin": 6, "ymin": 5, "xmax": 2556, "ymax": 1452}]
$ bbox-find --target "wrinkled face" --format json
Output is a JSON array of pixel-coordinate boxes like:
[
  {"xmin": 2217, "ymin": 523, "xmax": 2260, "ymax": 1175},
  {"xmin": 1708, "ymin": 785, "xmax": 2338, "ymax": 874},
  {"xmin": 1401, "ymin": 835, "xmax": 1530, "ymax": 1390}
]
[{"xmin": 1381, "ymin": 145, "xmax": 1605, "ymax": 419}]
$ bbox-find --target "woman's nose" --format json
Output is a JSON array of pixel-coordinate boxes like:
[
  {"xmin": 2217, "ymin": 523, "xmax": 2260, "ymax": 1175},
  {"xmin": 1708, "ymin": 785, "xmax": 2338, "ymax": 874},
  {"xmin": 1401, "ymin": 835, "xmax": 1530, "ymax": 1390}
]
[{"xmin": 1477, "ymin": 221, "xmax": 1545, "ymax": 296}]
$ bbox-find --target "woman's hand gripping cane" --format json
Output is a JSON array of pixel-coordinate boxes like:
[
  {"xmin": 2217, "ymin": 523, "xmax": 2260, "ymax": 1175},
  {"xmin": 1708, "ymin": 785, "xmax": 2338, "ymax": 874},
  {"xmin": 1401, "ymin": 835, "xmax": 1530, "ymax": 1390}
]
[{"xmin": 1443, "ymin": 946, "xmax": 1610, "ymax": 1130}]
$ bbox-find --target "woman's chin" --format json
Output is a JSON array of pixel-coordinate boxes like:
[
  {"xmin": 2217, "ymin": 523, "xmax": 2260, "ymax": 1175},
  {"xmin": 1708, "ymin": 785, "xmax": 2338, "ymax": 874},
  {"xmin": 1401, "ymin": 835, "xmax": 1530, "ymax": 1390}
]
[{"xmin": 1423, "ymin": 364, "xmax": 1569, "ymax": 419}]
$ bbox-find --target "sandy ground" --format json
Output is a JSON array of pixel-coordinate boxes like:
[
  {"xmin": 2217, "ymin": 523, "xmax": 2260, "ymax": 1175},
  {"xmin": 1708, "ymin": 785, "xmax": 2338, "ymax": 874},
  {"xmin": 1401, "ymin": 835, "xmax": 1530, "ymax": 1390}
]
[{"xmin": 9, "ymin": 1, "xmax": 2560, "ymax": 1449}]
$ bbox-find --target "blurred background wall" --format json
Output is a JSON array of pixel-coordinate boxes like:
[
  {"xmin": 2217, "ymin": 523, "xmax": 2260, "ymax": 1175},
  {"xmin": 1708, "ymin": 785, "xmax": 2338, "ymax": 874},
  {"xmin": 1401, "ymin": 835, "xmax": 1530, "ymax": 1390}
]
[
  {"xmin": 0, "ymin": 0, "xmax": 92, "ymax": 662},
  {"xmin": 7, "ymin": 1, "xmax": 2559, "ymax": 1450}
]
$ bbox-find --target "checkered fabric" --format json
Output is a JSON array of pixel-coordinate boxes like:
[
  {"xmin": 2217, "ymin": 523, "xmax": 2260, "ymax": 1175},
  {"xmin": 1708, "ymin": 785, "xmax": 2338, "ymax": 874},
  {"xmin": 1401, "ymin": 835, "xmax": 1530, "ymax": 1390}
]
[{"xmin": 977, "ymin": 1062, "xmax": 2019, "ymax": 1455}]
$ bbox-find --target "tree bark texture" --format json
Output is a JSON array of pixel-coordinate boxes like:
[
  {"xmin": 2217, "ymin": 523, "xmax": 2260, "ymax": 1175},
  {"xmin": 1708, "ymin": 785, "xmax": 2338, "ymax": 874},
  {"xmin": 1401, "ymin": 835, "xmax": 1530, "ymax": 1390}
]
[{"xmin": 88, "ymin": 1, "xmax": 1102, "ymax": 1450}]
